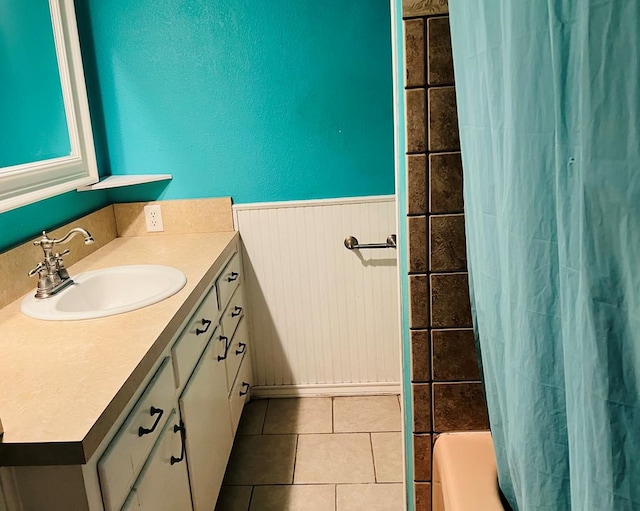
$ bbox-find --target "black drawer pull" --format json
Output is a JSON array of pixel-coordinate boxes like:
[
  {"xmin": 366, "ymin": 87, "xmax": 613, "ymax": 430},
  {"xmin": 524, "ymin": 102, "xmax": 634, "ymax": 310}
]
[
  {"xmin": 227, "ymin": 271, "xmax": 239, "ymax": 282},
  {"xmin": 138, "ymin": 406, "xmax": 164, "ymax": 437},
  {"xmin": 218, "ymin": 336, "xmax": 229, "ymax": 361},
  {"xmin": 170, "ymin": 421, "xmax": 186, "ymax": 465},
  {"xmin": 236, "ymin": 342, "xmax": 247, "ymax": 356},
  {"xmin": 231, "ymin": 306, "xmax": 243, "ymax": 318},
  {"xmin": 239, "ymin": 382, "xmax": 250, "ymax": 396},
  {"xmin": 195, "ymin": 318, "xmax": 212, "ymax": 336}
]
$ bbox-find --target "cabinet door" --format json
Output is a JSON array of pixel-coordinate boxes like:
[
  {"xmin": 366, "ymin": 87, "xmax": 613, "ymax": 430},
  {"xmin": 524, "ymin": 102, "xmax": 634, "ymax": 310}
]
[
  {"xmin": 126, "ymin": 410, "xmax": 192, "ymax": 511},
  {"xmin": 180, "ymin": 337, "xmax": 233, "ymax": 511},
  {"xmin": 216, "ymin": 252, "xmax": 241, "ymax": 312},
  {"xmin": 224, "ymin": 317, "xmax": 248, "ymax": 393},
  {"xmin": 229, "ymin": 353, "xmax": 252, "ymax": 435},
  {"xmin": 99, "ymin": 358, "xmax": 175, "ymax": 511}
]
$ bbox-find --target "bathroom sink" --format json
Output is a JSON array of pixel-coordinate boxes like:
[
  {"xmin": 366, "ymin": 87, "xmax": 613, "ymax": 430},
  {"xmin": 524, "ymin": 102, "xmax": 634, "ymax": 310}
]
[{"xmin": 21, "ymin": 265, "xmax": 187, "ymax": 321}]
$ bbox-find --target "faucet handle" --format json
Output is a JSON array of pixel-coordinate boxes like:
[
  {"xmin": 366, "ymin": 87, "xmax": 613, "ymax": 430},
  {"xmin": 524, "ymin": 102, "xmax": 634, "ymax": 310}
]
[
  {"xmin": 28, "ymin": 262, "xmax": 45, "ymax": 277},
  {"xmin": 55, "ymin": 249, "xmax": 71, "ymax": 280},
  {"xmin": 33, "ymin": 231, "xmax": 52, "ymax": 247}
]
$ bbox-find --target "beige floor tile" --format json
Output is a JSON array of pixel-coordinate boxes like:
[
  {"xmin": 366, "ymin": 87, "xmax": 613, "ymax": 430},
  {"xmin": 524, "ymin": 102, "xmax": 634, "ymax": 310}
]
[
  {"xmin": 249, "ymin": 485, "xmax": 335, "ymax": 511},
  {"xmin": 333, "ymin": 396, "xmax": 401, "ymax": 433},
  {"xmin": 215, "ymin": 486, "xmax": 252, "ymax": 511},
  {"xmin": 224, "ymin": 434, "xmax": 297, "ymax": 485},
  {"xmin": 336, "ymin": 484, "xmax": 404, "ymax": 511},
  {"xmin": 237, "ymin": 399, "xmax": 269, "ymax": 435},
  {"xmin": 263, "ymin": 398, "xmax": 333, "ymax": 434},
  {"xmin": 371, "ymin": 432, "xmax": 403, "ymax": 483},
  {"xmin": 294, "ymin": 433, "xmax": 375, "ymax": 484}
]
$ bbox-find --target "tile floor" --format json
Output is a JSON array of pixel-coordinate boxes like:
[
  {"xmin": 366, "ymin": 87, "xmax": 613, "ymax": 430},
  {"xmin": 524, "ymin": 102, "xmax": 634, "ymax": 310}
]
[{"xmin": 216, "ymin": 395, "xmax": 405, "ymax": 511}]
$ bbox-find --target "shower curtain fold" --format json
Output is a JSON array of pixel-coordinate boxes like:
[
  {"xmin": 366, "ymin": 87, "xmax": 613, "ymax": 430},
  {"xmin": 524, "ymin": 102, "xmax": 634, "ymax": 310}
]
[{"xmin": 448, "ymin": 1, "xmax": 640, "ymax": 509}]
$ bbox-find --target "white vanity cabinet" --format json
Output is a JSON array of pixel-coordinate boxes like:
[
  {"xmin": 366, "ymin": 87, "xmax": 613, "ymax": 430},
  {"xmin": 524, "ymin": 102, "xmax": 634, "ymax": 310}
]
[
  {"xmin": 106, "ymin": 246, "xmax": 250, "ymax": 511},
  {"xmin": 179, "ymin": 331, "xmax": 233, "ymax": 511},
  {"xmin": 171, "ymin": 286, "xmax": 220, "ymax": 391},
  {"xmin": 224, "ymin": 316, "xmax": 249, "ymax": 393},
  {"xmin": 218, "ymin": 260, "xmax": 252, "ymax": 435},
  {"xmin": 221, "ymin": 294, "xmax": 252, "ymax": 434},
  {"xmin": 229, "ymin": 352, "xmax": 252, "ymax": 435},
  {"xmin": 121, "ymin": 411, "xmax": 192, "ymax": 511},
  {"xmin": 98, "ymin": 358, "xmax": 176, "ymax": 511},
  {"xmin": 0, "ymin": 233, "xmax": 250, "ymax": 511},
  {"xmin": 216, "ymin": 252, "xmax": 242, "ymax": 310}
]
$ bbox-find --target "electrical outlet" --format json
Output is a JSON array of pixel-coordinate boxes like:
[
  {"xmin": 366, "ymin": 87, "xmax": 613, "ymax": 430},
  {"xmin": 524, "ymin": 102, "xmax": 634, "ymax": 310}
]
[{"xmin": 144, "ymin": 204, "xmax": 164, "ymax": 232}]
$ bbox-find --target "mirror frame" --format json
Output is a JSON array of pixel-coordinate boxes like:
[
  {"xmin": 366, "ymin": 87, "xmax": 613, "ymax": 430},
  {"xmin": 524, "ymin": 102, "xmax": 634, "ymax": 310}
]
[{"xmin": 0, "ymin": 0, "xmax": 98, "ymax": 214}]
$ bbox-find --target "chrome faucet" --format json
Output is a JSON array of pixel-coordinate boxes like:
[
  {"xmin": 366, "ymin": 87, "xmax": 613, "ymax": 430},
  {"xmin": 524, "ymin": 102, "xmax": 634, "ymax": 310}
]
[{"xmin": 28, "ymin": 228, "xmax": 95, "ymax": 298}]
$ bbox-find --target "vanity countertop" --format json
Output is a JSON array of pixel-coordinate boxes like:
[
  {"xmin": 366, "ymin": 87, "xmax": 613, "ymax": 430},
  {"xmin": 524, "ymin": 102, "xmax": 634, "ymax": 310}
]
[{"xmin": 0, "ymin": 231, "xmax": 238, "ymax": 466}]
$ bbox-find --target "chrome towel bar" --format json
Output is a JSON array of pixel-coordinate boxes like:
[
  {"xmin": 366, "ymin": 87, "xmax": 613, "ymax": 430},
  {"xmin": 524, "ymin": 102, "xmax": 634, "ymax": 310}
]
[{"xmin": 344, "ymin": 234, "xmax": 397, "ymax": 250}]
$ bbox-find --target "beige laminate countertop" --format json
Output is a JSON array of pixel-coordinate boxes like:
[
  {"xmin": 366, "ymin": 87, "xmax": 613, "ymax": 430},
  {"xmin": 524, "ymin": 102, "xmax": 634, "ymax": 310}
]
[{"xmin": 0, "ymin": 231, "xmax": 238, "ymax": 466}]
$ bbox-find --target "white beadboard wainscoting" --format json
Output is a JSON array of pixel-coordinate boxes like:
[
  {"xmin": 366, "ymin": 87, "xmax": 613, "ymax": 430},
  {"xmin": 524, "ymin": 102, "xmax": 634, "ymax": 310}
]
[{"xmin": 233, "ymin": 196, "xmax": 400, "ymax": 397}]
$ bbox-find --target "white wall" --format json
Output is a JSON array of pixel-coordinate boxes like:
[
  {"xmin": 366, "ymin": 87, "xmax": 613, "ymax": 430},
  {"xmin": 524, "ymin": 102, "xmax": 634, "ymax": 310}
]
[{"xmin": 234, "ymin": 196, "xmax": 400, "ymax": 396}]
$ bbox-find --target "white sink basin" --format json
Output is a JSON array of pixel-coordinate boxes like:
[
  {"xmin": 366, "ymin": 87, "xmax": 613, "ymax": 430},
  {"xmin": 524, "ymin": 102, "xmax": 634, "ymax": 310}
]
[{"xmin": 21, "ymin": 265, "xmax": 187, "ymax": 321}]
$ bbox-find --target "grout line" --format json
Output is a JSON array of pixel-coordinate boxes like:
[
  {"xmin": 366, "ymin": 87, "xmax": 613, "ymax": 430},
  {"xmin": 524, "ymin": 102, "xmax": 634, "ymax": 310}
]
[
  {"xmin": 335, "ymin": 483, "xmax": 338, "ymax": 511},
  {"xmin": 430, "ymin": 328, "xmax": 435, "ymax": 384},
  {"xmin": 408, "ymin": 81, "xmax": 455, "ymax": 88},
  {"xmin": 291, "ymin": 430, "xmax": 402, "ymax": 436},
  {"xmin": 406, "ymin": 213, "xmax": 434, "ymax": 218},
  {"xmin": 369, "ymin": 432, "xmax": 378, "ymax": 483},
  {"xmin": 432, "ymin": 380, "xmax": 484, "ymax": 385},
  {"xmin": 405, "ymin": 149, "xmax": 461, "ymax": 157},
  {"xmin": 428, "ymin": 326, "xmax": 474, "ymax": 332},
  {"xmin": 242, "ymin": 482, "xmax": 343, "ymax": 487},
  {"xmin": 291, "ymin": 434, "xmax": 299, "ymax": 485},
  {"xmin": 404, "ymin": 83, "xmax": 458, "ymax": 91},
  {"xmin": 247, "ymin": 486, "xmax": 254, "ymax": 511},
  {"xmin": 236, "ymin": 433, "xmax": 310, "ymax": 437},
  {"xmin": 260, "ymin": 399, "xmax": 270, "ymax": 434},
  {"xmin": 331, "ymin": 396, "xmax": 335, "ymax": 433}
]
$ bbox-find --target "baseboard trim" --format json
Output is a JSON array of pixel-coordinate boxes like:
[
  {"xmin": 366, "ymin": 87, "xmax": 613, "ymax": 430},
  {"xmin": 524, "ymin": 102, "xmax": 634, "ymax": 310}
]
[{"xmin": 250, "ymin": 382, "xmax": 401, "ymax": 399}]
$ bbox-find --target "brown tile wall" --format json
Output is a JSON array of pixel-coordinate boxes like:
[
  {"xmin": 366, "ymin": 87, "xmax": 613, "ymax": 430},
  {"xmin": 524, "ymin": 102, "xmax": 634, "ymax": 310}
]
[{"xmin": 402, "ymin": 6, "xmax": 489, "ymax": 510}]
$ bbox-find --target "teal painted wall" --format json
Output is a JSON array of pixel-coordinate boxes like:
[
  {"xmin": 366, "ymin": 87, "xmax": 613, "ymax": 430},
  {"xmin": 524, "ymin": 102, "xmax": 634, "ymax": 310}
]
[
  {"xmin": 0, "ymin": 0, "xmax": 70, "ymax": 168},
  {"xmin": 0, "ymin": 1, "xmax": 393, "ymax": 255},
  {"xmin": 78, "ymin": 0, "xmax": 394, "ymax": 204},
  {"xmin": 0, "ymin": 190, "xmax": 109, "ymax": 252}
]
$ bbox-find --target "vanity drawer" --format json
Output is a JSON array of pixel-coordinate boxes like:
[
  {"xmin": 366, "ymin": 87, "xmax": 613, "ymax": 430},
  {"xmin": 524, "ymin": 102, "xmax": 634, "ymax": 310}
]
[
  {"xmin": 225, "ymin": 317, "xmax": 248, "ymax": 393},
  {"xmin": 229, "ymin": 354, "xmax": 252, "ymax": 435},
  {"xmin": 172, "ymin": 285, "xmax": 219, "ymax": 390},
  {"xmin": 216, "ymin": 252, "xmax": 241, "ymax": 311},
  {"xmin": 220, "ymin": 286, "xmax": 244, "ymax": 340},
  {"xmin": 99, "ymin": 357, "xmax": 175, "ymax": 511}
]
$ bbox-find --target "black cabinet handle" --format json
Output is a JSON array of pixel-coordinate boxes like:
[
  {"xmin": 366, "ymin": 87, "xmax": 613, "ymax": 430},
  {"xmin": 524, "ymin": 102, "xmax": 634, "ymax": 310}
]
[
  {"xmin": 231, "ymin": 306, "xmax": 243, "ymax": 318},
  {"xmin": 236, "ymin": 342, "xmax": 247, "ymax": 356},
  {"xmin": 218, "ymin": 336, "xmax": 229, "ymax": 361},
  {"xmin": 138, "ymin": 406, "xmax": 164, "ymax": 437},
  {"xmin": 239, "ymin": 382, "xmax": 250, "ymax": 396},
  {"xmin": 227, "ymin": 271, "xmax": 239, "ymax": 282},
  {"xmin": 195, "ymin": 318, "xmax": 212, "ymax": 336},
  {"xmin": 170, "ymin": 421, "xmax": 186, "ymax": 465}
]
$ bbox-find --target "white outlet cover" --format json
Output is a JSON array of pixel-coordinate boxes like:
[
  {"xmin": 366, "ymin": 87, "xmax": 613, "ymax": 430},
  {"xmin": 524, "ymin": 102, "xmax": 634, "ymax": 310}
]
[{"xmin": 144, "ymin": 204, "xmax": 164, "ymax": 232}]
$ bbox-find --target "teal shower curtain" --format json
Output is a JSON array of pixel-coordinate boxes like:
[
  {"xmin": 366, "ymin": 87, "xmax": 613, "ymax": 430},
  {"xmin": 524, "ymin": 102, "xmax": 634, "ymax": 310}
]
[{"xmin": 448, "ymin": 2, "xmax": 640, "ymax": 510}]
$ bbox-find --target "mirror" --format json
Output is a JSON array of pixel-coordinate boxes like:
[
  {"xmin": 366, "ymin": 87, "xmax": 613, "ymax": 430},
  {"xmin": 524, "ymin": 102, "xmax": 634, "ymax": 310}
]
[
  {"xmin": 0, "ymin": 0, "xmax": 71, "ymax": 168},
  {"xmin": 0, "ymin": 0, "xmax": 98, "ymax": 214}
]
